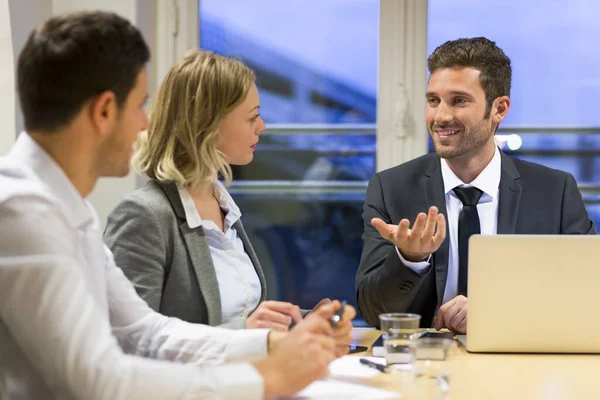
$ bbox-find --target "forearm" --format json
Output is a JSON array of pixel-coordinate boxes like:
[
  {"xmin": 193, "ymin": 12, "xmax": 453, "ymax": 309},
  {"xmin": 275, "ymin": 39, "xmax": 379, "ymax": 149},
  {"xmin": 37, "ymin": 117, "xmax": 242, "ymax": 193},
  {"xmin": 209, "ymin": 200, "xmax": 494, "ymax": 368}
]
[
  {"xmin": 106, "ymin": 259, "xmax": 270, "ymax": 365},
  {"xmin": 0, "ymin": 255, "xmax": 266, "ymax": 400}
]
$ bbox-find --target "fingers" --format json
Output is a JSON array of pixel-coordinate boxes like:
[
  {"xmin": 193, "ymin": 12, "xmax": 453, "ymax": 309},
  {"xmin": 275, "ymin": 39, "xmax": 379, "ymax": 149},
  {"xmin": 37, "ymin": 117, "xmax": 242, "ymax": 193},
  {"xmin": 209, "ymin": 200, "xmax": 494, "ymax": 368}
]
[
  {"xmin": 434, "ymin": 315, "xmax": 443, "ymax": 331},
  {"xmin": 300, "ymin": 312, "xmax": 334, "ymax": 336},
  {"xmin": 433, "ymin": 213, "xmax": 447, "ymax": 246},
  {"xmin": 333, "ymin": 323, "xmax": 353, "ymax": 358},
  {"xmin": 422, "ymin": 206, "xmax": 439, "ymax": 240},
  {"xmin": 309, "ymin": 299, "xmax": 339, "ymax": 322},
  {"xmin": 333, "ymin": 304, "xmax": 355, "ymax": 340},
  {"xmin": 341, "ymin": 304, "xmax": 356, "ymax": 322},
  {"xmin": 435, "ymin": 297, "xmax": 456, "ymax": 330},
  {"xmin": 396, "ymin": 219, "xmax": 411, "ymax": 242},
  {"xmin": 434, "ymin": 313, "xmax": 447, "ymax": 330},
  {"xmin": 253, "ymin": 308, "xmax": 293, "ymax": 326},
  {"xmin": 437, "ymin": 296, "xmax": 468, "ymax": 332},
  {"xmin": 438, "ymin": 297, "xmax": 455, "ymax": 314},
  {"xmin": 313, "ymin": 298, "xmax": 332, "ymax": 311},
  {"xmin": 335, "ymin": 344, "xmax": 351, "ymax": 357},
  {"xmin": 411, "ymin": 212, "xmax": 428, "ymax": 237},
  {"xmin": 442, "ymin": 303, "xmax": 461, "ymax": 330},
  {"xmin": 457, "ymin": 317, "xmax": 468, "ymax": 334},
  {"xmin": 449, "ymin": 298, "xmax": 468, "ymax": 333},
  {"xmin": 332, "ymin": 320, "xmax": 353, "ymax": 339},
  {"xmin": 260, "ymin": 301, "xmax": 303, "ymax": 323},
  {"xmin": 374, "ymin": 208, "xmax": 445, "ymax": 259},
  {"xmin": 448, "ymin": 307, "xmax": 466, "ymax": 332},
  {"xmin": 371, "ymin": 218, "xmax": 398, "ymax": 241},
  {"xmin": 255, "ymin": 320, "xmax": 293, "ymax": 332}
]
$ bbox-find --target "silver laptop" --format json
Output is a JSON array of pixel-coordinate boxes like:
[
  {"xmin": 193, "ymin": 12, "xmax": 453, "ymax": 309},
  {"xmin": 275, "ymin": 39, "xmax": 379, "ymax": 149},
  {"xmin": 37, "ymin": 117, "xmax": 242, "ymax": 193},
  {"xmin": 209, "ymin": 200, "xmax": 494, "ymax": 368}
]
[{"xmin": 462, "ymin": 235, "xmax": 600, "ymax": 353}]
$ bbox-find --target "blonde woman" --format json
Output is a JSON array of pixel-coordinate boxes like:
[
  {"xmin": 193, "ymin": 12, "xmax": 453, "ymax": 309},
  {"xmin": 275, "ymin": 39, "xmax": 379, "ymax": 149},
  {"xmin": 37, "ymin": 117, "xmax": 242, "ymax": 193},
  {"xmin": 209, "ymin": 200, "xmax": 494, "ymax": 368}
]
[{"xmin": 104, "ymin": 50, "xmax": 326, "ymax": 330}]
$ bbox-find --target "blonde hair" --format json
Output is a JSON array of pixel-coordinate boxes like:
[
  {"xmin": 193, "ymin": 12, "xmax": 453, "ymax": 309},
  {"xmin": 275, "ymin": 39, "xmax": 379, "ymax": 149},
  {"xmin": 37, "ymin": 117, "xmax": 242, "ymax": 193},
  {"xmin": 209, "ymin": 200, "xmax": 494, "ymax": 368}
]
[{"xmin": 132, "ymin": 49, "xmax": 255, "ymax": 187}]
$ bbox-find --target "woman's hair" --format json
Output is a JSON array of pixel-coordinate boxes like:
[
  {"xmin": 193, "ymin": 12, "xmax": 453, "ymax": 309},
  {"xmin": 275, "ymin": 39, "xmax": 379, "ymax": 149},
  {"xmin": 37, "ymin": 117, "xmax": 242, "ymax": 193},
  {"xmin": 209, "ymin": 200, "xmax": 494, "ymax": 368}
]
[{"xmin": 132, "ymin": 49, "xmax": 255, "ymax": 187}]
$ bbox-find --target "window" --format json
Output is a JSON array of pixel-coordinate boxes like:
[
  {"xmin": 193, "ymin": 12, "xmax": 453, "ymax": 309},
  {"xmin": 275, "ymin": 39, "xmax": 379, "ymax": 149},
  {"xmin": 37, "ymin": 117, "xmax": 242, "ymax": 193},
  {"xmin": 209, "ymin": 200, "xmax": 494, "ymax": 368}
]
[{"xmin": 199, "ymin": 0, "xmax": 378, "ymax": 318}]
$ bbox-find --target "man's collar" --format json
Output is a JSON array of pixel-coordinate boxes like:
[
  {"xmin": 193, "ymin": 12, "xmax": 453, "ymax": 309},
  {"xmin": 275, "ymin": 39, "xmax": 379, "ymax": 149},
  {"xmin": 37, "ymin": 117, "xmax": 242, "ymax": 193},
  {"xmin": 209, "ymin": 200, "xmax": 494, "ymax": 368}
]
[
  {"xmin": 7, "ymin": 132, "xmax": 94, "ymax": 229},
  {"xmin": 440, "ymin": 146, "xmax": 502, "ymax": 199}
]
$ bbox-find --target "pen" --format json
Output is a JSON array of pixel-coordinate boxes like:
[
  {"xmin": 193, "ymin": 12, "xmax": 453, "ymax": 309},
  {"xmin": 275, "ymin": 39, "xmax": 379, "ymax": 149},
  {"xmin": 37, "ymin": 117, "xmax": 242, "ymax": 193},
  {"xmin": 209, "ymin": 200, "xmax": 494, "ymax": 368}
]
[
  {"xmin": 330, "ymin": 300, "xmax": 346, "ymax": 328},
  {"xmin": 359, "ymin": 358, "xmax": 389, "ymax": 373}
]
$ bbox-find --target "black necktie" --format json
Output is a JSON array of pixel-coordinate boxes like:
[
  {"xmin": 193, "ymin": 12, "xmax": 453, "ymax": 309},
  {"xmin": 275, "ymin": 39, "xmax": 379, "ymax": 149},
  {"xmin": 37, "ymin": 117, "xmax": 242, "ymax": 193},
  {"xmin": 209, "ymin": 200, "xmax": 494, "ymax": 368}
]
[{"xmin": 453, "ymin": 186, "xmax": 483, "ymax": 297}]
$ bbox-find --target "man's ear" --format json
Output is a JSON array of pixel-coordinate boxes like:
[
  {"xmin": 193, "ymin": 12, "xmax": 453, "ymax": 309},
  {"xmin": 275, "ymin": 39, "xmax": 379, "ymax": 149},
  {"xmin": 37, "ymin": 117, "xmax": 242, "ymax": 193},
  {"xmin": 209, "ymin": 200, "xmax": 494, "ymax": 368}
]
[
  {"xmin": 492, "ymin": 96, "xmax": 511, "ymax": 125},
  {"xmin": 88, "ymin": 90, "xmax": 118, "ymax": 139}
]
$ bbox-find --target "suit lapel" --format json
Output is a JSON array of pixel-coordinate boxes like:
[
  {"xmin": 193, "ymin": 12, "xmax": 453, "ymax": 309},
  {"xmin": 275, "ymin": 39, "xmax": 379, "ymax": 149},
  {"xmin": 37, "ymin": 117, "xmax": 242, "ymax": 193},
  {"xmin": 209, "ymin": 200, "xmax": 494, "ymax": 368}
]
[
  {"xmin": 497, "ymin": 152, "xmax": 522, "ymax": 234},
  {"xmin": 158, "ymin": 181, "xmax": 223, "ymax": 326},
  {"xmin": 179, "ymin": 224, "xmax": 223, "ymax": 326},
  {"xmin": 234, "ymin": 220, "xmax": 267, "ymax": 302},
  {"xmin": 423, "ymin": 156, "xmax": 450, "ymax": 304}
]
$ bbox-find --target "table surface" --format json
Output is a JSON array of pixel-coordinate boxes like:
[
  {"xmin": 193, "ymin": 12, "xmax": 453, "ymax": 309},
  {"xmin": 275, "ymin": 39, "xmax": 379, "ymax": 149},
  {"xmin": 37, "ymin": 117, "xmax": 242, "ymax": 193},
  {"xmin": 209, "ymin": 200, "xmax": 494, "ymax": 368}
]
[{"xmin": 349, "ymin": 328, "xmax": 600, "ymax": 399}]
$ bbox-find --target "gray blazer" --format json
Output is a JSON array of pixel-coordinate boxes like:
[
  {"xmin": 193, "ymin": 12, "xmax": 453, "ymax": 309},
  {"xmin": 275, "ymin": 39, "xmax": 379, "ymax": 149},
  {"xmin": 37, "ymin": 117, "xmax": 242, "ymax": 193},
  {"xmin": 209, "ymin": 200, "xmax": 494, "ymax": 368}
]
[{"xmin": 104, "ymin": 180, "xmax": 267, "ymax": 329}]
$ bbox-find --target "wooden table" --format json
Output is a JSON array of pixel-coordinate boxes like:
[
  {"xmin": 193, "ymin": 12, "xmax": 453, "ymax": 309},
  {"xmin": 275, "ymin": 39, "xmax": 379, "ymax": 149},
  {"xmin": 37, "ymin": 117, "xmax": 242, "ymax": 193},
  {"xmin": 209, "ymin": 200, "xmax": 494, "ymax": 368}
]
[{"xmin": 349, "ymin": 328, "xmax": 600, "ymax": 399}]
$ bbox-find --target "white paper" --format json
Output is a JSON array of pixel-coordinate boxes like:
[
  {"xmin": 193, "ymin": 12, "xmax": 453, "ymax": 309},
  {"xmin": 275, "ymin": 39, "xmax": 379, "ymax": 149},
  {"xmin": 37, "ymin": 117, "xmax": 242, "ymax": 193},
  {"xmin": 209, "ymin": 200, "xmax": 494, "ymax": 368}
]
[
  {"xmin": 289, "ymin": 378, "xmax": 400, "ymax": 400},
  {"xmin": 281, "ymin": 356, "xmax": 401, "ymax": 399},
  {"xmin": 329, "ymin": 355, "xmax": 384, "ymax": 378}
]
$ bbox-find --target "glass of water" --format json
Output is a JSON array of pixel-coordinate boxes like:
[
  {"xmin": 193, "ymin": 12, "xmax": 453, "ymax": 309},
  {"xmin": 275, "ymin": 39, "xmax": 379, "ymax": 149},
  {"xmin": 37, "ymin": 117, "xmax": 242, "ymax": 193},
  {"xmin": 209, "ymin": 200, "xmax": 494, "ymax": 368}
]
[
  {"xmin": 413, "ymin": 337, "xmax": 455, "ymax": 398},
  {"xmin": 379, "ymin": 313, "xmax": 421, "ymax": 367}
]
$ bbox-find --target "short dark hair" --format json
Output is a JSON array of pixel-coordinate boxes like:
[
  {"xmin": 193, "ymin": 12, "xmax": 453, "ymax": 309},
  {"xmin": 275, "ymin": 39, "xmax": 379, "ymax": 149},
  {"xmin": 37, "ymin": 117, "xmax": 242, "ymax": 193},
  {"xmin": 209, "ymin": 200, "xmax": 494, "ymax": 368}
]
[
  {"xmin": 427, "ymin": 37, "xmax": 511, "ymax": 118},
  {"xmin": 17, "ymin": 11, "xmax": 150, "ymax": 132}
]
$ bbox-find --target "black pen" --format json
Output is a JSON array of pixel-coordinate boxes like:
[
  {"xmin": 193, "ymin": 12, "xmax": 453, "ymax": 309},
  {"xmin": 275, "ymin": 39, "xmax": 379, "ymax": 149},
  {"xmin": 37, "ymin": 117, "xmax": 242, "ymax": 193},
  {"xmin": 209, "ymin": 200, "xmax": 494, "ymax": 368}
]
[
  {"xmin": 330, "ymin": 300, "xmax": 346, "ymax": 328},
  {"xmin": 359, "ymin": 358, "xmax": 389, "ymax": 373}
]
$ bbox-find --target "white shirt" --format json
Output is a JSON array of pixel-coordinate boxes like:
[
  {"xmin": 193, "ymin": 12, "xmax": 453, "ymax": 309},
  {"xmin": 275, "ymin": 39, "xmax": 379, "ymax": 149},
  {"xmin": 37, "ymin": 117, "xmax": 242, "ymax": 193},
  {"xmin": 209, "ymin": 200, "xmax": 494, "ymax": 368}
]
[
  {"xmin": 0, "ymin": 133, "xmax": 269, "ymax": 400},
  {"xmin": 399, "ymin": 147, "xmax": 501, "ymax": 303},
  {"xmin": 177, "ymin": 183, "xmax": 262, "ymax": 324}
]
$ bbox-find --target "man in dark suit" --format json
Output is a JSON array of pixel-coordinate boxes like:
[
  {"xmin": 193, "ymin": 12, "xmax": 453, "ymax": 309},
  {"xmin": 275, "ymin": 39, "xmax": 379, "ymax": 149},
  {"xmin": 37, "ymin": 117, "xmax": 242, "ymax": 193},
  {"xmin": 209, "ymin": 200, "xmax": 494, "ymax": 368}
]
[{"xmin": 356, "ymin": 37, "xmax": 595, "ymax": 334}]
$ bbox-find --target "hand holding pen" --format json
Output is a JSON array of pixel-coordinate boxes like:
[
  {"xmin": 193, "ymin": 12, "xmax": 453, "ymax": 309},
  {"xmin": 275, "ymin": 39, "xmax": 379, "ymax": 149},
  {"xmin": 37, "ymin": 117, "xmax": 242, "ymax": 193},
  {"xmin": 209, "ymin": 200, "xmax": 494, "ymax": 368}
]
[
  {"xmin": 330, "ymin": 300, "xmax": 346, "ymax": 328},
  {"xmin": 311, "ymin": 300, "xmax": 355, "ymax": 357},
  {"xmin": 278, "ymin": 300, "xmax": 355, "ymax": 358},
  {"xmin": 328, "ymin": 300, "xmax": 355, "ymax": 357}
]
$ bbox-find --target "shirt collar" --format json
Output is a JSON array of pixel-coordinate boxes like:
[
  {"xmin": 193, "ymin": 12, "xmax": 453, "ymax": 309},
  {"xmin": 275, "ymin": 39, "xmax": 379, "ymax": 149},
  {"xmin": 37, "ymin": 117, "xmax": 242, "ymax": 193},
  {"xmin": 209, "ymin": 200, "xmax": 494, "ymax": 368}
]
[
  {"xmin": 176, "ymin": 181, "xmax": 241, "ymax": 231},
  {"xmin": 7, "ymin": 132, "xmax": 94, "ymax": 229},
  {"xmin": 440, "ymin": 146, "xmax": 502, "ymax": 200}
]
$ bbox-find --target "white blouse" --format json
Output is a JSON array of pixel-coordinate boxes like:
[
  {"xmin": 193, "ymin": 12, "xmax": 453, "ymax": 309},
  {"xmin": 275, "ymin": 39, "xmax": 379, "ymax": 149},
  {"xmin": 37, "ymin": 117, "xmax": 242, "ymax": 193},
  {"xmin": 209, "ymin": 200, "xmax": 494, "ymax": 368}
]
[{"xmin": 177, "ymin": 182, "xmax": 262, "ymax": 324}]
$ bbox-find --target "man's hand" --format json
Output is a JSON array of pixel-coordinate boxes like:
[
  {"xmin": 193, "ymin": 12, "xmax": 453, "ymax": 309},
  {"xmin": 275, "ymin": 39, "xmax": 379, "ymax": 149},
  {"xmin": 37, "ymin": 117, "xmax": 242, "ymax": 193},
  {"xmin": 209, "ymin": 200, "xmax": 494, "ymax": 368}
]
[
  {"xmin": 254, "ymin": 305, "xmax": 338, "ymax": 398},
  {"xmin": 371, "ymin": 206, "xmax": 446, "ymax": 262},
  {"xmin": 246, "ymin": 301, "xmax": 302, "ymax": 331},
  {"xmin": 434, "ymin": 295, "xmax": 468, "ymax": 334},
  {"xmin": 312, "ymin": 298, "xmax": 332, "ymax": 311},
  {"xmin": 318, "ymin": 300, "xmax": 356, "ymax": 357},
  {"xmin": 293, "ymin": 301, "xmax": 356, "ymax": 357}
]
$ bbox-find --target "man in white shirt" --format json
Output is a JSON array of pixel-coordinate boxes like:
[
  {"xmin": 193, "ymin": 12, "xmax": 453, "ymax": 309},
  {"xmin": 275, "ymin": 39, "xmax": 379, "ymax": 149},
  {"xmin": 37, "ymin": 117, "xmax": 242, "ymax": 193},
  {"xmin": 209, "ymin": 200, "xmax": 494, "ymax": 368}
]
[
  {"xmin": 0, "ymin": 11, "xmax": 354, "ymax": 400},
  {"xmin": 356, "ymin": 37, "xmax": 594, "ymax": 334}
]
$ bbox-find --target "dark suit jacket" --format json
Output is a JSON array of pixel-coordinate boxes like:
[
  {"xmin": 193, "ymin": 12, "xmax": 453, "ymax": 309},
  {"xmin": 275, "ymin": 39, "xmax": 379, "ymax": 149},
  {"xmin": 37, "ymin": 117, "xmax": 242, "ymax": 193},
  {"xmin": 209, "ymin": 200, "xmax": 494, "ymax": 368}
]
[
  {"xmin": 356, "ymin": 151, "xmax": 595, "ymax": 328},
  {"xmin": 104, "ymin": 180, "xmax": 267, "ymax": 329}
]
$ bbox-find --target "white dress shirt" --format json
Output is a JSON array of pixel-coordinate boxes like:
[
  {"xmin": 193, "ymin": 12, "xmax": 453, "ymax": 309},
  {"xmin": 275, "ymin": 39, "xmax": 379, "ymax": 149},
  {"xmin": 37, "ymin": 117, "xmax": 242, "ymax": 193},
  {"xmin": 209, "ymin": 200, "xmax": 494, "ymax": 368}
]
[
  {"xmin": 0, "ymin": 133, "xmax": 269, "ymax": 400},
  {"xmin": 398, "ymin": 147, "xmax": 501, "ymax": 303},
  {"xmin": 177, "ymin": 183, "xmax": 262, "ymax": 324}
]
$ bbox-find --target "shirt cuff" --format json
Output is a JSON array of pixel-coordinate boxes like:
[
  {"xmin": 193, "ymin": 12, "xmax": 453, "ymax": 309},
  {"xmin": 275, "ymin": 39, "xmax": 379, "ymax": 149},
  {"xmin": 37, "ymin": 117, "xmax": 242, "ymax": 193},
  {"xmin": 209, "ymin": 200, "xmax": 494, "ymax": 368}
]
[
  {"xmin": 225, "ymin": 329, "xmax": 269, "ymax": 363},
  {"xmin": 395, "ymin": 247, "xmax": 431, "ymax": 274}
]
